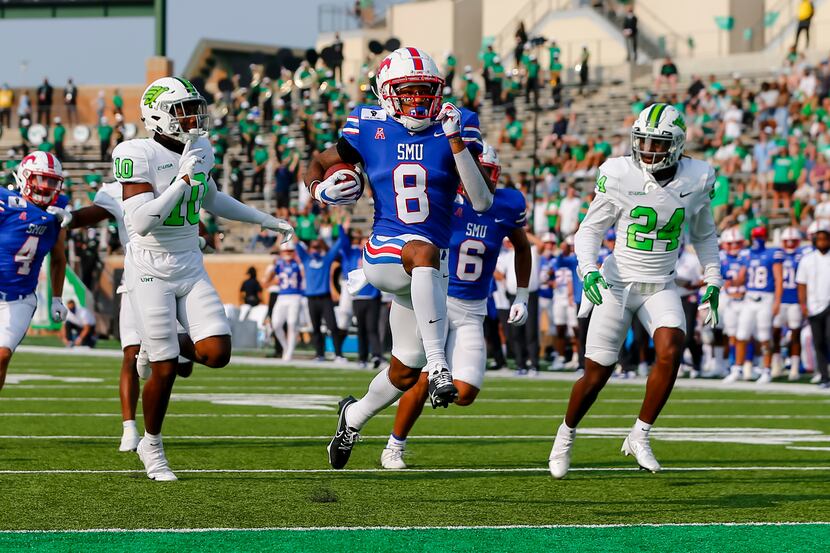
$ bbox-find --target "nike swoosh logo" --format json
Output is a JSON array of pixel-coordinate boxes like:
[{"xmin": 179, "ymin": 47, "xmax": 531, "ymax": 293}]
[
  {"xmin": 434, "ymin": 131, "xmax": 444, "ymax": 137},
  {"xmin": 495, "ymin": 218, "xmax": 505, "ymax": 223},
  {"xmin": 428, "ymin": 318, "xmax": 443, "ymax": 324},
  {"xmin": 680, "ymin": 191, "xmax": 692, "ymax": 198},
  {"xmin": 150, "ymin": 214, "xmax": 161, "ymax": 219}
]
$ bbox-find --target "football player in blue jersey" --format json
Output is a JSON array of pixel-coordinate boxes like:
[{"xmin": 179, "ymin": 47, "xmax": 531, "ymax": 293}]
[
  {"xmin": 727, "ymin": 226, "xmax": 783, "ymax": 382},
  {"xmin": 771, "ymin": 227, "xmax": 805, "ymax": 382},
  {"xmin": 378, "ymin": 142, "xmax": 531, "ymax": 469},
  {"xmin": 0, "ymin": 152, "xmax": 69, "ymax": 393},
  {"xmin": 306, "ymin": 47, "xmax": 496, "ymax": 469},
  {"xmin": 269, "ymin": 241, "xmax": 305, "ymax": 361},
  {"xmin": 706, "ymin": 227, "xmax": 746, "ymax": 378},
  {"xmin": 549, "ymin": 236, "xmax": 580, "ymax": 370}
]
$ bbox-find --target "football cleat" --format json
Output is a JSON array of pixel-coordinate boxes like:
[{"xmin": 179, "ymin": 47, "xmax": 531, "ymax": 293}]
[
  {"xmin": 811, "ymin": 373, "xmax": 823, "ymax": 384},
  {"xmin": 548, "ymin": 424, "xmax": 576, "ymax": 479},
  {"xmin": 327, "ymin": 396, "xmax": 360, "ymax": 469},
  {"xmin": 136, "ymin": 345, "xmax": 151, "ymax": 380},
  {"xmin": 118, "ymin": 426, "xmax": 140, "ymax": 452},
  {"xmin": 757, "ymin": 369, "xmax": 772, "ymax": 385},
  {"xmin": 637, "ymin": 362, "xmax": 650, "ymax": 377},
  {"xmin": 621, "ymin": 433, "xmax": 661, "ymax": 473},
  {"xmin": 427, "ymin": 367, "xmax": 457, "ymax": 408},
  {"xmin": 380, "ymin": 445, "xmax": 407, "ymax": 470},
  {"xmin": 723, "ymin": 365, "xmax": 741, "ymax": 383},
  {"xmin": 136, "ymin": 437, "xmax": 177, "ymax": 481}
]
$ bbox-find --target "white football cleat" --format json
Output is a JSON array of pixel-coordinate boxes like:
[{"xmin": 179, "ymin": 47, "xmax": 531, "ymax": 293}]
[
  {"xmin": 621, "ymin": 433, "xmax": 661, "ymax": 473},
  {"xmin": 380, "ymin": 445, "xmax": 407, "ymax": 469},
  {"xmin": 722, "ymin": 365, "xmax": 741, "ymax": 383},
  {"xmin": 811, "ymin": 373, "xmax": 823, "ymax": 384},
  {"xmin": 118, "ymin": 425, "xmax": 140, "ymax": 452},
  {"xmin": 136, "ymin": 345, "xmax": 151, "ymax": 380},
  {"xmin": 756, "ymin": 369, "xmax": 772, "ymax": 385},
  {"xmin": 637, "ymin": 362, "xmax": 650, "ymax": 377},
  {"xmin": 136, "ymin": 437, "xmax": 178, "ymax": 481},
  {"xmin": 548, "ymin": 424, "xmax": 575, "ymax": 479}
]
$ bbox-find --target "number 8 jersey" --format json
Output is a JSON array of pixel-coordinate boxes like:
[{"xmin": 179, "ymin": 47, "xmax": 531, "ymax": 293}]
[
  {"xmin": 112, "ymin": 136, "xmax": 215, "ymax": 253},
  {"xmin": 576, "ymin": 156, "xmax": 720, "ymax": 285},
  {"xmin": 341, "ymin": 104, "xmax": 483, "ymax": 248}
]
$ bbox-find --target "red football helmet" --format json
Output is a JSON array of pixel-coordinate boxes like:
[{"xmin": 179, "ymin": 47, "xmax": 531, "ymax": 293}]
[
  {"xmin": 15, "ymin": 151, "xmax": 64, "ymax": 207},
  {"xmin": 479, "ymin": 141, "xmax": 501, "ymax": 185},
  {"xmin": 750, "ymin": 226, "xmax": 768, "ymax": 241}
]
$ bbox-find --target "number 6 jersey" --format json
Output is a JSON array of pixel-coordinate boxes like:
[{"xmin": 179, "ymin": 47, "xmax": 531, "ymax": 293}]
[
  {"xmin": 341, "ymin": 104, "xmax": 483, "ymax": 248},
  {"xmin": 112, "ymin": 136, "xmax": 215, "ymax": 253},
  {"xmin": 575, "ymin": 156, "xmax": 721, "ymax": 286}
]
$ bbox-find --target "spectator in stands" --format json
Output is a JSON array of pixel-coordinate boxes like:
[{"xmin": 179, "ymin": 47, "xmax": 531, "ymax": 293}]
[
  {"xmin": 97, "ymin": 116, "xmax": 113, "ymax": 161},
  {"xmin": 296, "ymin": 229, "xmax": 348, "ymax": 361},
  {"xmin": 53, "ymin": 117, "xmax": 66, "ymax": 161},
  {"xmin": 752, "ymin": 128, "xmax": 777, "ymax": 183},
  {"xmin": 490, "ymin": 55, "xmax": 505, "ymax": 106},
  {"xmin": 94, "ymin": 90, "xmax": 105, "ymax": 122},
  {"xmin": 444, "ymin": 52, "xmax": 457, "ymax": 94},
  {"xmin": 525, "ymin": 54, "xmax": 540, "ymax": 105},
  {"xmin": 655, "ymin": 57, "xmax": 679, "ymax": 94},
  {"xmin": 795, "ymin": 0, "xmax": 814, "ymax": 50},
  {"xmin": 64, "ymin": 78, "xmax": 77, "ymax": 126},
  {"xmin": 772, "ymin": 140, "xmax": 804, "ymax": 212},
  {"xmin": 557, "ymin": 186, "xmax": 582, "ymax": 239},
  {"xmin": 229, "ymin": 157, "xmax": 243, "ymax": 200},
  {"xmin": 332, "ymin": 33, "xmax": 344, "ymax": 81},
  {"xmin": 499, "ymin": 108, "xmax": 525, "ymax": 150},
  {"xmin": 579, "ymin": 46, "xmax": 590, "ymax": 94},
  {"xmin": 239, "ymin": 266, "xmax": 263, "ymax": 321},
  {"xmin": 251, "ymin": 140, "xmax": 268, "ymax": 196},
  {"xmin": 622, "ymin": 5, "xmax": 638, "ymax": 62},
  {"xmin": 17, "ymin": 93, "xmax": 30, "ymax": 127},
  {"xmin": 0, "ymin": 84, "xmax": 12, "ymax": 129},
  {"xmin": 514, "ymin": 22, "xmax": 528, "ymax": 67},
  {"xmin": 36, "ymin": 78, "xmax": 53, "ymax": 127},
  {"xmin": 61, "ymin": 300, "xmax": 96, "ymax": 348},
  {"xmin": 112, "ymin": 89, "xmax": 124, "ymax": 116},
  {"xmin": 797, "ymin": 223, "xmax": 830, "ymax": 387},
  {"xmin": 462, "ymin": 74, "xmax": 480, "ymax": 112},
  {"xmin": 275, "ymin": 149, "xmax": 299, "ymax": 218}
]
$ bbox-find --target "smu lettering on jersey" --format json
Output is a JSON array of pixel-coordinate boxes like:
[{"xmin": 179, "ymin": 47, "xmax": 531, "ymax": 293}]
[
  {"xmin": 448, "ymin": 187, "xmax": 526, "ymax": 301},
  {"xmin": 341, "ymin": 104, "xmax": 483, "ymax": 248},
  {"xmin": 780, "ymin": 249, "xmax": 803, "ymax": 304},
  {"xmin": 276, "ymin": 259, "xmax": 303, "ymax": 295},
  {"xmin": 720, "ymin": 250, "xmax": 746, "ymax": 297},
  {"xmin": 0, "ymin": 189, "xmax": 67, "ymax": 298},
  {"xmin": 740, "ymin": 247, "xmax": 783, "ymax": 293}
]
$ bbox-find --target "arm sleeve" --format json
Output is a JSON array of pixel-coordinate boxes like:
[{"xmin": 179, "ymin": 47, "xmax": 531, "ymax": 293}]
[
  {"xmin": 455, "ymin": 110, "xmax": 491, "ymax": 212},
  {"xmin": 336, "ymin": 136, "xmax": 364, "ymax": 165},
  {"xmin": 460, "ymin": 109, "xmax": 484, "ymax": 157},
  {"xmin": 689, "ymin": 168, "xmax": 723, "ymax": 287},
  {"xmin": 326, "ymin": 226, "xmax": 349, "ymax": 263},
  {"xmin": 202, "ymin": 186, "xmax": 268, "ymax": 225},
  {"xmin": 92, "ymin": 188, "xmax": 121, "ymax": 220},
  {"xmin": 574, "ymin": 193, "xmax": 620, "ymax": 278},
  {"xmin": 122, "ymin": 180, "xmax": 189, "ymax": 236},
  {"xmin": 295, "ymin": 241, "xmax": 308, "ymax": 263}
]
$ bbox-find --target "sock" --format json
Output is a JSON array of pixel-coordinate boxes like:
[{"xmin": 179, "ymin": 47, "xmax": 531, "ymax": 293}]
[
  {"xmin": 123, "ymin": 420, "xmax": 136, "ymax": 430},
  {"xmin": 387, "ymin": 434, "xmax": 407, "ymax": 449},
  {"xmin": 790, "ymin": 355, "xmax": 800, "ymax": 374},
  {"xmin": 410, "ymin": 266, "xmax": 449, "ymax": 371},
  {"xmin": 633, "ymin": 418, "xmax": 652, "ymax": 435},
  {"xmin": 558, "ymin": 420, "xmax": 575, "ymax": 436},
  {"xmin": 144, "ymin": 431, "xmax": 162, "ymax": 444},
  {"xmin": 345, "ymin": 367, "xmax": 404, "ymax": 430}
]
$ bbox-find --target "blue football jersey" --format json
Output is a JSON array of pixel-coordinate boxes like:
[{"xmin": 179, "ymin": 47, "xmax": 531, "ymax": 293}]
[
  {"xmin": 741, "ymin": 246, "xmax": 783, "ymax": 293},
  {"xmin": 275, "ymin": 259, "xmax": 303, "ymax": 295},
  {"xmin": 0, "ymin": 189, "xmax": 66, "ymax": 298},
  {"xmin": 720, "ymin": 250, "xmax": 745, "ymax": 297},
  {"xmin": 448, "ymin": 188, "xmax": 527, "ymax": 301},
  {"xmin": 552, "ymin": 254, "xmax": 581, "ymax": 301},
  {"xmin": 341, "ymin": 104, "xmax": 483, "ymax": 248},
  {"xmin": 537, "ymin": 253, "xmax": 553, "ymax": 299},
  {"xmin": 780, "ymin": 249, "xmax": 803, "ymax": 304}
]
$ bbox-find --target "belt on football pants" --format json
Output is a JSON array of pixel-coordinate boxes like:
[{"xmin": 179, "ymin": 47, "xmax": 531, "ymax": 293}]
[
  {"xmin": 620, "ymin": 281, "xmax": 667, "ymax": 318},
  {"xmin": 0, "ymin": 290, "xmax": 29, "ymax": 302}
]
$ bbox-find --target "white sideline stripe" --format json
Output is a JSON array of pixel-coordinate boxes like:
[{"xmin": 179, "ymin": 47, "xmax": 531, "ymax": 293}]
[
  {"xmin": 787, "ymin": 446, "xmax": 830, "ymax": 451},
  {"xmin": 0, "ymin": 466, "xmax": 827, "ymax": 476},
  {"xmin": 3, "ymin": 413, "xmax": 829, "ymax": 420},
  {"xmin": 1, "ymin": 521, "xmax": 828, "ymax": 533}
]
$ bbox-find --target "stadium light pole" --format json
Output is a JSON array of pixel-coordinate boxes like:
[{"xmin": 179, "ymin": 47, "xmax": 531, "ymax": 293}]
[{"xmin": 155, "ymin": 0, "xmax": 166, "ymax": 57}]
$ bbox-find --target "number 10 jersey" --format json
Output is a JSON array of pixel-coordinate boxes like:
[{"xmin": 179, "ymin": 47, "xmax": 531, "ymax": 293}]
[
  {"xmin": 341, "ymin": 105, "xmax": 483, "ymax": 249},
  {"xmin": 577, "ymin": 156, "xmax": 718, "ymax": 285}
]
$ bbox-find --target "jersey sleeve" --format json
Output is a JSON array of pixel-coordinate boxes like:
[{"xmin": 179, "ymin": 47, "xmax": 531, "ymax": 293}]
[
  {"xmin": 500, "ymin": 188, "xmax": 528, "ymax": 230},
  {"xmin": 341, "ymin": 107, "xmax": 361, "ymax": 150},
  {"xmin": 111, "ymin": 141, "xmax": 152, "ymax": 185},
  {"xmin": 698, "ymin": 164, "xmax": 717, "ymax": 213},
  {"xmin": 55, "ymin": 194, "xmax": 70, "ymax": 209},
  {"xmin": 574, "ymin": 192, "xmax": 621, "ymax": 277},
  {"xmin": 771, "ymin": 248, "xmax": 785, "ymax": 263},
  {"xmin": 459, "ymin": 109, "xmax": 484, "ymax": 156},
  {"xmin": 92, "ymin": 188, "xmax": 121, "ymax": 220}
]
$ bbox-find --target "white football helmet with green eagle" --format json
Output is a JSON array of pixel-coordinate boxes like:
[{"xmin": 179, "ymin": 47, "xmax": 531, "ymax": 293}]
[
  {"xmin": 140, "ymin": 76, "xmax": 209, "ymax": 143},
  {"xmin": 631, "ymin": 103, "xmax": 686, "ymax": 173}
]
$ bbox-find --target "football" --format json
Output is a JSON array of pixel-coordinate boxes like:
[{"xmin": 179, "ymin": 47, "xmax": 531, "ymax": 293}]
[{"xmin": 323, "ymin": 162, "xmax": 367, "ymax": 202}]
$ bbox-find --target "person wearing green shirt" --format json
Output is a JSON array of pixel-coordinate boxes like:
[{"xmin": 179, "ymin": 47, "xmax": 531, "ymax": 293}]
[
  {"xmin": 445, "ymin": 53, "xmax": 457, "ymax": 92},
  {"xmin": 37, "ymin": 140, "xmax": 53, "ymax": 153},
  {"xmin": 490, "ymin": 57, "xmax": 505, "ymax": 105},
  {"xmin": 548, "ymin": 42, "xmax": 562, "ymax": 69},
  {"xmin": 771, "ymin": 142, "xmax": 805, "ymax": 212},
  {"xmin": 525, "ymin": 54, "xmax": 540, "ymax": 104},
  {"xmin": 113, "ymin": 89, "xmax": 124, "ymax": 115},
  {"xmin": 501, "ymin": 111, "xmax": 524, "ymax": 150},
  {"xmin": 98, "ymin": 117, "xmax": 113, "ymax": 160},
  {"xmin": 252, "ymin": 144, "xmax": 269, "ymax": 195},
  {"xmin": 463, "ymin": 76, "xmax": 479, "ymax": 111},
  {"xmin": 710, "ymin": 173, "xmax": 730, "ymax": 223},
  {"xmin": 296, "ymin": 208, "xmax": 318, "ymax": 242},
  {"xmin": 481, "ymin": 45, "xmax": 496, "ymax": 98},
  {"xmin": 52, "ymin": 117, "xmax": 66, "ymax": 160}
]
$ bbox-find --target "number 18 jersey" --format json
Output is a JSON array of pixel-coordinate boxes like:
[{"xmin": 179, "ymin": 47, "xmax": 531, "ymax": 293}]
[{"xmin": 341, "ymin": 105, "xmax": 483, "ymax": 248}]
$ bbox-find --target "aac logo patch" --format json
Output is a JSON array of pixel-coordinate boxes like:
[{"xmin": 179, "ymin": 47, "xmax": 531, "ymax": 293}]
[{"xmin": 374, "ymin": 127, "xmax": 386, "ymax": 140}]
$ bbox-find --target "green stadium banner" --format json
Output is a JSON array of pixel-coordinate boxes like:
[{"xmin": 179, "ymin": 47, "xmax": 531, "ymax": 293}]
[
  {"xmin": 764, "ymin": 11, "xmax": 780, "ymax": 28},
  {"xmin": 31, "ymin": 255, "xmax": 90, "ymax": 331},
  {"xmin": 714, "ymin": 16, "xmax": 735, "ymax": 31}
]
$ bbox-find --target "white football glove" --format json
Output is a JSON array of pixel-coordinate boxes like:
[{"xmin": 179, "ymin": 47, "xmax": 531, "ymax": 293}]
[
  {"xmin": 177, "ymin": 139, "xmax": 204, "ymax": 183},
  {"xmin": 436, "ymin": 102, "xmax": 462, "ymax": 138},
  {"xmin": 507, "ymin": 287, "xmax": 529, "ymax": 326},
  {"xmin": 260, "ymin": 214, "xmax": 295, "ymax": 244},
  {"xmin": 312, "ymin": 170, "xmax": 362, "ymax": 206},
  {"xmin": 50, "ymin": 297, "xmax": 68, "ymax": 323},
  {"xmin": 46, "ymin": 205, "xmax": 73, "ymax": 228}
]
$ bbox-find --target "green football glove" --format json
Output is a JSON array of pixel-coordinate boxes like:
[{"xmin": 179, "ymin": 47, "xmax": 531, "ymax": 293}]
[
  {"xmin": 699, "ymin": 285, "xmax": 720, "ymax": 328},
  {"xmin": 583, "ymin": 271, "xmax": 608, "ymax": 306}
]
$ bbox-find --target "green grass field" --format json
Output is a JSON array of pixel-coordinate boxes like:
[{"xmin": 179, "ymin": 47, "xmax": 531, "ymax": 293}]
[{"xmin": 0, "ymin": 349, "xmax": 828, "ymax": 551}]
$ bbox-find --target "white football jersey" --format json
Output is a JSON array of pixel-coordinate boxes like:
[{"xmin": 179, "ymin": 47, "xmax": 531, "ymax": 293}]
[
  {"xmin": 93, "ymin": 181, "xmax": 128, "ymax": 246},
  {"xmin": 575, "ymin": 156, "xmax": 720, "ymax": 285},
  {"xmin": 111, "ymin": 137, "xmax": 215, "ymax": 253}
]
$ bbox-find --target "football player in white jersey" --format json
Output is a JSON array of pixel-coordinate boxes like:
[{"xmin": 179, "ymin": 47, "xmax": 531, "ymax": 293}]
[
  {"xmin": 548, "ymin": 104, "xmax": 722, "ymax": 478},
  {"xmin": 114, "ymin": 77, "xmax": 293, "ymax": 481}
]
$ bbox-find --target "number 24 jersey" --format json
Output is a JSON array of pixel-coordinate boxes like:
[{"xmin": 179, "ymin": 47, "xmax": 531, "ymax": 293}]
[{"xmin": 341, "ymin": 105, "xmax": 483, "ymax": 249}]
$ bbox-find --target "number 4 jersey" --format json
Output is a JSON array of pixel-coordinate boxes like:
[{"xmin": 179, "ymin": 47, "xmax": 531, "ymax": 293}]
[
  {"xmin": 341, "ymin": 104, "xmax": 483, "ymax": 248},
  {"xmin": 0, "ymin": 188, "xmax": 67, "ymax": 298},
  {"xmin": 448, "ymin": 188, "xmax": 527, "ymax": 301},
  {"xmin": 576, "ymin": 156, "xmax": 721, "ymax": 285},
  {"xmin": 112, "ymin": 136, "xmax": 215, "ymax": 253}
]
